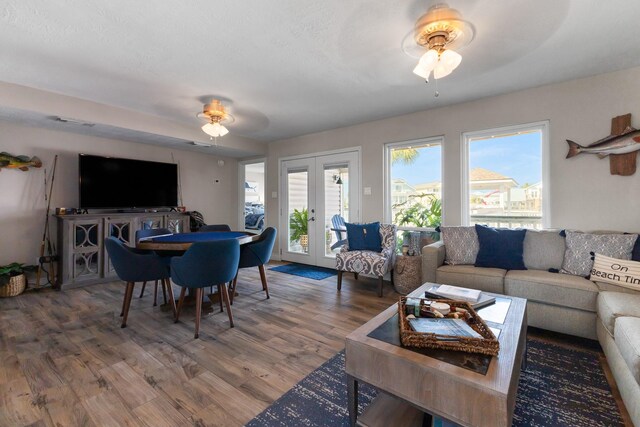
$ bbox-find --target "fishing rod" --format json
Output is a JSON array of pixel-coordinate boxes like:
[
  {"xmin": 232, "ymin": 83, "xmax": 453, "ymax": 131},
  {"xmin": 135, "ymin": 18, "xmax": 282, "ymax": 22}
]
[{"xmin": 35, "ymin": 155, "xmax": 58, "ymax": 288}]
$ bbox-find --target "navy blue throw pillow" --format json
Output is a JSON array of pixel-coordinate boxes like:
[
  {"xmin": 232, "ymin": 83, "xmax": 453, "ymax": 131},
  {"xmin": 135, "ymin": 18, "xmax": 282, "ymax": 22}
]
[
  {"xmin": 346, "ymin": 222, "xmax": 382, "ymax": 252},
  {"xmin": 474, "ymin": 224, "xmax": 527, "ymax": 270},
  {"xmin": 633, "ymin": 238, "xmax": 640, "ymax": 261}
]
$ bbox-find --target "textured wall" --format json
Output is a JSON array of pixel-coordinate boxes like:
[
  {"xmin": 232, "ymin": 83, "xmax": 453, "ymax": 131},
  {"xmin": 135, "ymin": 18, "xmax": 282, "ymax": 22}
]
[
  {"xmin": 265, "ymin": 66, "xmax": 640, "ymax": 258},
  {"xmin": 0, "ymin": 121, "xmax": 236, "ymax": 265}
]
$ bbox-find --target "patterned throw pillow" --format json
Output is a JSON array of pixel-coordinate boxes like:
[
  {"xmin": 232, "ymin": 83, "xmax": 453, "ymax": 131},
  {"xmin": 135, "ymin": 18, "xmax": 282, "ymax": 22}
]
[
  {"xmin": 591, "ymin": 253, "xmax": 640, "ymax": 291},
  {"xmin": 560, "ymin": 231, "xmax": 638, "ymax": 277},
  {"xmin": 440, "ymin": 226, "xmax": 479, "ymax": 265}
]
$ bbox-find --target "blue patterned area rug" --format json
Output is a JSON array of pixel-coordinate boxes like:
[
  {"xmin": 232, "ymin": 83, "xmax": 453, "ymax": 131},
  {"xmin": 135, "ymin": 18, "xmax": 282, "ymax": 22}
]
[
  {"xmin": 269, "ymin": 263, "xmax": 337, "ymax": 280},
  {"xmin": 246, "ymin": 338, "xmax": 624, "ymax": 427}
]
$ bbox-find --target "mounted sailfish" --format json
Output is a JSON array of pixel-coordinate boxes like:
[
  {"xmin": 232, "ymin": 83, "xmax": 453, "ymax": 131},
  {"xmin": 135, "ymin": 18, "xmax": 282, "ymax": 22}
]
[
  {"xmin": 0, "ymin": 152, "xmax": 43, "ymax": 171},
  {"xmin": 566, "ymin": 126, "xmax": 640, "ymax": 159}
]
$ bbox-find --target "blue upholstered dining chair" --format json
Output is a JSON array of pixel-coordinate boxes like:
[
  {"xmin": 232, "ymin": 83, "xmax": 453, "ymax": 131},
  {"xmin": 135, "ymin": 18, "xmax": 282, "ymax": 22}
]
[
  {"xmin": 104, "ymin": 237, "xmax": 177, "ymax": 328},
  {"xmin": 198, "ymin": 224, "xmax": 232, "ymax": 232},
  {"xmin": 135, "ymin": 228, "xmax": 172, "ymax": 306},
  {"xmin": 335, "ymin": 224, "xmax": 397, "ymax": 297},
  {"xmin": 229, "ymin": 227, "xmax": 277, "ymax": 304},
  {"xmin": 170, "ymin": 239, "xmax": 240, "ymax": 339}
]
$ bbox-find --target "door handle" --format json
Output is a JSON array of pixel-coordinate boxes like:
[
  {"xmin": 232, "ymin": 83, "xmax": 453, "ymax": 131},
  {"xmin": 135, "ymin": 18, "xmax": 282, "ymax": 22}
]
[{"xmin": 308, "ymin": 217, "xmax": 315, "ymax": 222}]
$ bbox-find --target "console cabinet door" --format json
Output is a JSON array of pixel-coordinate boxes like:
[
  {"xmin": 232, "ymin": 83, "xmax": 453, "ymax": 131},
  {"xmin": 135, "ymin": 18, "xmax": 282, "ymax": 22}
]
[
  {"xmin": 137, "ymin": 215, "xmax": 163, "ymax": 231},
  {"xmin": 68, "ymin": 219, "xmax": 103, "ymax": 285},
  {"xmin": 165, "ymin": 214, "xmax": 190, "ymax": 234},
  {"xmin": 104, "ymin": 216, "xmax": 136, "ymax": 279}
]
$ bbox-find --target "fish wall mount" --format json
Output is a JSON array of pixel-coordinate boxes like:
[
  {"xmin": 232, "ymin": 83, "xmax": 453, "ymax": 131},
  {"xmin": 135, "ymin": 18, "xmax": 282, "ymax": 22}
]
[
  {"xmin": 0, "ymin": 152, "xmax": 43, "ymax": 172},
  {"xmin": 566, "ymin": 113, "xmax": 639, "ymax": 176}
]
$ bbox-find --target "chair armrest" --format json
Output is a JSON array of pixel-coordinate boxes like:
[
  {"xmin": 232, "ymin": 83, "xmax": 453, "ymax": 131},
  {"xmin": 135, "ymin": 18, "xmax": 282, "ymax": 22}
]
[{"xmin": 422, "ymin": 240, "xmax": 445, "ymax": 283}]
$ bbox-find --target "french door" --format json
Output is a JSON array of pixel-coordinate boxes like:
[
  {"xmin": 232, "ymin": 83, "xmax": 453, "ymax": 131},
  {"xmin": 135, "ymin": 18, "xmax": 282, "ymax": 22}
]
[{"xmin": 280, "ymin": 151, "xmax": 360, "ymax": 268}]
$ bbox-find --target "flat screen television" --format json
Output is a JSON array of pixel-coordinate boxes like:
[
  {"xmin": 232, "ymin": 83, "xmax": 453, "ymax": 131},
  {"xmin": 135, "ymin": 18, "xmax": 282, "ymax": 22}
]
[{"xmin": 79, "ymin": 154, "xmax": 178, "ymax": 209}]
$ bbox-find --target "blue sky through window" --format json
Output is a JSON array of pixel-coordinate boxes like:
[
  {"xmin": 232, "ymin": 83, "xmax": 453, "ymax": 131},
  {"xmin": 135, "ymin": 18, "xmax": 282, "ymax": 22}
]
[{"xmin": 392, "ymin": 132, "xmax": 541, "ymax": 187}]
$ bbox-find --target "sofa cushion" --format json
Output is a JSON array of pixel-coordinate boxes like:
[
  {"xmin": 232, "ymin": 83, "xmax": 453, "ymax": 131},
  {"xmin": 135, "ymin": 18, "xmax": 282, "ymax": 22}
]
[
  {"xmin": 560, "ymin": 231, "xmax": 637, "ymax": 277},
  {"xmin": 435, "ymin": 265, "xmax": 505, "ymax": 294},
  {"xmin": 597, "ymin": 291, "xmax": 640, "ymax": 336},
  {"xmin": 474, "ymin": 225, "xmax": 527, "ymax": 270},
  {"xmin": 440, "ymin": 226, "xmax": 479, "ymax": 265},
  {"xmin": 594, "ymin": 280, "xmax": 640, "ymax": 295},
  {"xmin": 523, "ymin": 229, "xmax": 565, "ymax": 271},
  {"xmin": 615, "ymin": 317, "xmax": 640, "ymax": 384},
  {"xmin": 505, "ymin": 270, "xmax": 598, "ymax": 312}
]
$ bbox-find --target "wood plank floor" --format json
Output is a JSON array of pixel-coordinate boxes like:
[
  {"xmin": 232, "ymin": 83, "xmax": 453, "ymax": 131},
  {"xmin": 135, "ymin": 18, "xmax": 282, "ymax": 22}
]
[
  {"xmin": 0, "ymin": 264, "xmax": 397, "ymax": 427},
  {"xmin": 0, "ymin": 263, "xmax": 632, "ymax": 426}
]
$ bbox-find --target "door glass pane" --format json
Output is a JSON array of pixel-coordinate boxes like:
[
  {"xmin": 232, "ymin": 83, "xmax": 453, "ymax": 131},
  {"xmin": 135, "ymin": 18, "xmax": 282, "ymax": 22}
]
[
  {"xmin": 244, "ymin": 162, "xmax": 265, "ymax": 232},
  {"xmin": 324, "ymin": 165, "xmax": 349, "ymax": 257},
  {"xmin": 287, "ymin": 169, "xmax": 309, "ymax": 254}
]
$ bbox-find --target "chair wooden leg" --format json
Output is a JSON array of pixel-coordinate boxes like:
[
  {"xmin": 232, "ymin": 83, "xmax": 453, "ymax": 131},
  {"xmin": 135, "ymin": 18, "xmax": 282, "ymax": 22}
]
[
  {"xmin": 139, "ymin": 281, "xmax": 147, "ymax": 298},
  {"xmin": 120, "ymin": 282, "xmax": 127, "ymax": 316},
  {"xmin": 337, "ymin": 270, "xmax": 343, "ymax": 291},
  {"xmin": 220, "ymin": 282, "xmax": 234, "ymax": 328},
  {"xmin": 194, "ymin": 288, "xmax": 203, "ymax": 339},
  {"xmin": 354, "ymin": 272, "xmax": 359, "ymax": 280},
  {"xmin": 153, "ymin": 279, "xmax": 158, "ymax": 306},
  {"xmin": 175, "ymin": 287, "xmax": 187, "ymax": 323},
  {"xmin": 258, "ymin": 264, "xmax": 270, "ymax": 299},
  {"xmin": 230, "ymin": 274, "xmax": 238, "ymax": 305},
  {"xmin": 378, "ymin": 276, "xmax": 383, "ymax": 298},
  {"xmin": 121, "ymin": 282, "xmax": 135, "ymax": 328},
  {"xmin": 390, "ymin": 269, "xmax": 395, "ymax": 288},
  {"xmin": 217, "ymin": 284, "xmax": 224, "ymax": 312},
  {"xmin": 164, "ymin": 278, "xmax": 177, "ymax": 319},
  {"xmin": 161, "ymin": 280, "xmax": 167, "ymax": 305}
]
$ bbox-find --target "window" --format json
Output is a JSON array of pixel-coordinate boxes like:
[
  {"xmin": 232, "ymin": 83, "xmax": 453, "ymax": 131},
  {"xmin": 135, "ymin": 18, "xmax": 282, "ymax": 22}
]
[
  {"xmin": 462, "ymin": 122, "xmax": 549, "ymax": 229},
  {"xmin": 384, "ymin": 137, "xmax": 443, "ymax": 232}
]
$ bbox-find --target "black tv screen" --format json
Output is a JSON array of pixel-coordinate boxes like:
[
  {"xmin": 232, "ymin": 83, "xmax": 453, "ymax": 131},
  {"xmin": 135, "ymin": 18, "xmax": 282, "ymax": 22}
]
[{"xmin": 79, "ymin": 154, "xmax": 178, "ymax": 209}]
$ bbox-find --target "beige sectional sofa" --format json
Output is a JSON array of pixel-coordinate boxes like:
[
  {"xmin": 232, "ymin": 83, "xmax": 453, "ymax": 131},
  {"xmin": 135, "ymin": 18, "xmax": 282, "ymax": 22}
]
[{"xmin": 422, "ymin": 230, "xmax": 640, "ymax": 426}]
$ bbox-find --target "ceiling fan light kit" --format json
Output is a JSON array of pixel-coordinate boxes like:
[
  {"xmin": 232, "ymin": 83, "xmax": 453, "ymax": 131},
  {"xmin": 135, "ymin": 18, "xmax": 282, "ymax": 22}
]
[
  {"xmin": 196, "ymin": 99, "xmax": 234, "ymax": 140},
  {"xmin": 404, "ymin": 3, "xmax": 475, "ymax": 83}
]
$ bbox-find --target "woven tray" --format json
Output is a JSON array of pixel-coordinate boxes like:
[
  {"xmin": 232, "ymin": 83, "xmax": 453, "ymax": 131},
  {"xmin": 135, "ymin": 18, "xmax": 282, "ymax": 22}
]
[
  {"xmin": 0, "ymin": 274, "xmax": 26, "ymax": 298},
  {"xmin": 398, "ymin": 297, "xmax": 499, "ymax": 356}
]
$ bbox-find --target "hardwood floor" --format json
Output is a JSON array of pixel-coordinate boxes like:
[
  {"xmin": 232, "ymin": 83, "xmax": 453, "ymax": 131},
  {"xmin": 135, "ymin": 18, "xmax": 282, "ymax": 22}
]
[
  {"xmin": 0, "ymin": 264, "xmax": 632, "ymax": 426},
  {"xmin": 0, "ymin": 264, "xmax": 396, "ymax": 426}
]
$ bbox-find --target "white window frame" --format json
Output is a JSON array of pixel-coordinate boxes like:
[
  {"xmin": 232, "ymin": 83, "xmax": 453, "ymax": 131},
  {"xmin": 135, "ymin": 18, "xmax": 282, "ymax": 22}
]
[
  {"xmin": 383, "ymin": 136, "xmax": 445, "ymax": 231},
  {"xmin": 461, "ymin": 121, "xmax": 550, "ymax": 228}
]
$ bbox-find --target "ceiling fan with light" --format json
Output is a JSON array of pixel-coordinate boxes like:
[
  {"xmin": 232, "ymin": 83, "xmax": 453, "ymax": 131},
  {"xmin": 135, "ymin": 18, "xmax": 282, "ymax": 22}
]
[
  {"xmin": 196, "ymin": 99, "xmax": 235, "ymax": 140},
  {"xmin": 402, "ymin": 3, "xmax": 475, "ymax": 86}
]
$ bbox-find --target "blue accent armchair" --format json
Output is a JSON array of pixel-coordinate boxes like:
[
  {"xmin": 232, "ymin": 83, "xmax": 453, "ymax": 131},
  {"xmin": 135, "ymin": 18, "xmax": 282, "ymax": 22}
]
[
  {"xmin": 104, "ymin": 237, "xmax": 176, "ymax": 328},
  {"xmin": 198, "ymin": 224, "xmax": 232, "ymax": 232},
  {"xmin": 170, "ymin": 239, "xmax": 240, "ymax": 339},
  {"xmin": 230, "ymin": 227, "xmax": 277, "ymax": 303}
]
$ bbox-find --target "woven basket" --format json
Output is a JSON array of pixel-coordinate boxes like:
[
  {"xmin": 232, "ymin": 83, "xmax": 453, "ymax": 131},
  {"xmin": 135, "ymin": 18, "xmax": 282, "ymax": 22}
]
[
  {"xmin": 0, "ymin": 274, "xmax": 27, "ymax": 298},
  {"xmin": 393, "ymin": 256, "xmax": 422, "ymax": 295},
  {"xmin": 398, "ymin": 297, "xmax": 500, "ymax": 356}
]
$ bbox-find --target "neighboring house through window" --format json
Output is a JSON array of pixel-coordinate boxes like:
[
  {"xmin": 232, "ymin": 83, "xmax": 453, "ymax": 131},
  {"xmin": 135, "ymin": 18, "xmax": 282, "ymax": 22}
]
[{"xmin": 462, "ymin": 121, "xmax": 550, "ymax": 229}]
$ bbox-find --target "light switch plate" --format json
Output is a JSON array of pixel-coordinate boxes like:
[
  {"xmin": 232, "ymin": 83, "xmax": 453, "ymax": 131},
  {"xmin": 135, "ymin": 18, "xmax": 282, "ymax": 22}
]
[
  {"xmin": 364, "ymin": 187, "xmax": 372, "ymax": 196},
  {"xmin": 271, "ymin": 191, "xmax": 278, "ymax": 199}
]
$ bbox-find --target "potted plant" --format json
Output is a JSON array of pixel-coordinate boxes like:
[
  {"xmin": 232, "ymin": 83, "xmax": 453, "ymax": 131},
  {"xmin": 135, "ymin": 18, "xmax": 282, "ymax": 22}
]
[
  {"xmin": 289, "ymin": 208, "xmax": 309, "ymax": 251},
  {"xmin": 394, "ymin": 194, "xmax": 442, "ymax": 251},
  {"xmin": 0, "ymin": 263, "xmax": 37, "ymax": 297}
]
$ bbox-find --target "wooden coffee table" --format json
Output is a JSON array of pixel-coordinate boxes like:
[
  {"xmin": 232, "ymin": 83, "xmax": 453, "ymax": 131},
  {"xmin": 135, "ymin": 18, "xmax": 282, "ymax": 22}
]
[{"xmin": 345, "ymin": 283, "xmax": 527, "ymax": 427}]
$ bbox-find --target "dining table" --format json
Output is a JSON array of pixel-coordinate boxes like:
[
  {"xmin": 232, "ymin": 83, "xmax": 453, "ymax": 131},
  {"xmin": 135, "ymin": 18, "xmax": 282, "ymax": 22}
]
[
  {"xmin": 136, "ymin": 230, "xmax": 260, "ymax": 251},
  {"xmin": 136, "ymin": 230, "xmax": 260, "ymax": 313}
]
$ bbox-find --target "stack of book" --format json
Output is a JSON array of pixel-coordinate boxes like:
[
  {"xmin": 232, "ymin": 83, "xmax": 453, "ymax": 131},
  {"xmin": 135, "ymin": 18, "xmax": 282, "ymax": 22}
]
[{"xmin": 424, "ymin": 284, "xmax": 496, "ymax": 310}]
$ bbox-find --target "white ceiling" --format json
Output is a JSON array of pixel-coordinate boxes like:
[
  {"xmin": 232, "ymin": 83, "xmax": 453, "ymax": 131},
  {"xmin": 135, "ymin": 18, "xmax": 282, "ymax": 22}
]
[{"xmin": 1, "ymin": 0, "xmax": 639, "ymax": 143}]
